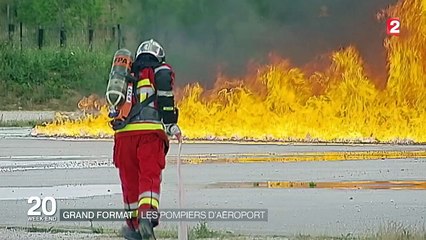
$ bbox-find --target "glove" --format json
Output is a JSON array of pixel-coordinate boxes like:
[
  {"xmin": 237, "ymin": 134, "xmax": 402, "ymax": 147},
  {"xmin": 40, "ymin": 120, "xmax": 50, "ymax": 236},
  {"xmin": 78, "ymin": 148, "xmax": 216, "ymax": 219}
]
[{"xmin": 165, "ymin": 124, "xmax": 182, "ymax": 142}]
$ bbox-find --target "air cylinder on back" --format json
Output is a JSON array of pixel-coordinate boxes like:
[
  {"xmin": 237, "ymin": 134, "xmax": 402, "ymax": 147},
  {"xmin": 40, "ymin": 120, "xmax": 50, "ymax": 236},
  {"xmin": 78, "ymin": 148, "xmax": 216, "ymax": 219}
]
[{"xmin": 106, "ymin": 48, "xmax": 133, "ymax": 108}]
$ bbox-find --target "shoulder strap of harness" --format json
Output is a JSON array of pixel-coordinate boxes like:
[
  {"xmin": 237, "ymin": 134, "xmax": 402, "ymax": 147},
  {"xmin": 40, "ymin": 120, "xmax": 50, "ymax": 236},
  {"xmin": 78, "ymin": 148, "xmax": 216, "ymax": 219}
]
[
  {"xmin": 112, "ymin": 62, "xmax": 170, "ymax": 131},
  {"xmin": 111, "ymin": 93, "xmax": 157, "ymax": 131}
]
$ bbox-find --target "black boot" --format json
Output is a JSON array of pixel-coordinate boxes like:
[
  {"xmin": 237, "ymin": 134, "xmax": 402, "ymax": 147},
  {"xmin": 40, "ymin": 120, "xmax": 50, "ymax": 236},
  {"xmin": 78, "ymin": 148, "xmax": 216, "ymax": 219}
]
[
  {"xmin": 138, "ymin": 218, "xmax": 156, "ymax": 240},
  {"xmin": 121, "ymin": 225, "xmax": 142, "ymax": 240}
]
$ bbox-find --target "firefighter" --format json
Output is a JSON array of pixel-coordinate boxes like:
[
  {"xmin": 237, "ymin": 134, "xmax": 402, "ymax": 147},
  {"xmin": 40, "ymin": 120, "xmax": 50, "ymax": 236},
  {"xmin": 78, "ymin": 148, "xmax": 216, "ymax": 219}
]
[{"xmin": 111, "ymin": 39, "xmax": 182, "ymax": 240}]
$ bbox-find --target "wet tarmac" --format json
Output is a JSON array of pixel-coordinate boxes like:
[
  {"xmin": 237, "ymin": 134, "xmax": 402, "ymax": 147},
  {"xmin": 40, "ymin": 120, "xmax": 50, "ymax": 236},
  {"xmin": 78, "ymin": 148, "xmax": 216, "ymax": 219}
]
[
  {"xmin": 0, "ymin": 129, "xmax": 425, "ymax": 237},
  {"xmin": 208, "ymin": 180, "xmax": 426, "ymax": 190}
]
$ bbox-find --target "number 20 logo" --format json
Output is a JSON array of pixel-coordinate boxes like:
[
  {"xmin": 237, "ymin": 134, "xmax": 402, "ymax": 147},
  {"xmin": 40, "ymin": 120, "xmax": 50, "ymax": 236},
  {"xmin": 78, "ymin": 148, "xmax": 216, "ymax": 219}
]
[
  {"xmin": 387, "ymin": 18, "xmax": 400, "ymax": 36},
  {"xmin": 27, "ymin": 196, "xmax": 57, "ymax": 216}
]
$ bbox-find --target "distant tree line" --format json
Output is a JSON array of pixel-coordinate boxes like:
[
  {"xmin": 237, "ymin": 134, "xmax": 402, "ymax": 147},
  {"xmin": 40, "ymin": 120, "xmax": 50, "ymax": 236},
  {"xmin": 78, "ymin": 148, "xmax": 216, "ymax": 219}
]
[
  {"xmin": 0, "ymin": 0, "xmax": 339, "ymax": 50},
  {"xmin": 0, "ymin": 0, "xmax": 125, "ymax": 49}
]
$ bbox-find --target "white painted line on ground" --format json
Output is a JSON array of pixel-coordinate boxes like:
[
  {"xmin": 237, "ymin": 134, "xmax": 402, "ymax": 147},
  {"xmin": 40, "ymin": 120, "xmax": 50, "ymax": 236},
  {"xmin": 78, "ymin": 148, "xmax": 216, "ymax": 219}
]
[
  {"xmin": 0, "ymin": 184, "xmax": 121, "ymax": 200},
  {"xmin": 0, "ymin": 155, "xmax": 110, "ymax": 160}
]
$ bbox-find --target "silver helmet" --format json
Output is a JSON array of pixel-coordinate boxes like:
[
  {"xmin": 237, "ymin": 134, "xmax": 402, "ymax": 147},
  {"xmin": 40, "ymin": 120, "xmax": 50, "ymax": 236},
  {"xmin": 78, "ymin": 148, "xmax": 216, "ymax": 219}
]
[{"xmin": 136, "ymin": 39, "xmax": 165, "ymax": 62}]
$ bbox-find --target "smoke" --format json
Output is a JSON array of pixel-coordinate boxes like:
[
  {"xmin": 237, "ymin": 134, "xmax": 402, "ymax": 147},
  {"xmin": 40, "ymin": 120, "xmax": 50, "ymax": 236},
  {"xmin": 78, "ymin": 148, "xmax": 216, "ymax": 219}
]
[{"xmin": 122, "ymin": 0, "xmax": 398, "ymax": 87}]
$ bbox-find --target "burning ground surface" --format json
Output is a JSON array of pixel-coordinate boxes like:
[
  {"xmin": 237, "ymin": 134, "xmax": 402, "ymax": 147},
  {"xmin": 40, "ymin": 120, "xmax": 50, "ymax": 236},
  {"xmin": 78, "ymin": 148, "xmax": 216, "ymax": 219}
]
[{"xmin": 33, "ymin": 0, "xmax": 426, "ymax": 143}]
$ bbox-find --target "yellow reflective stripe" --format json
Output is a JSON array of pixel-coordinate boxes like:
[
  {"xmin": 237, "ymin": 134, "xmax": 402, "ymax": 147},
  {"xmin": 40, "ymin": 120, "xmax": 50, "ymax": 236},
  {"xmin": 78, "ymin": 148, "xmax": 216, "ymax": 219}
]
[
  {"xmin": 140, "ymin": 93, "xmax": 147, "ymax": 102},
  {"xmin": 139, "ymin": 198, "xmax": 159, "ymax": 209},
  {"xmin": 115, "ymin": 123, "xmax": 165, "ymax": 133},
  {"xmin": 163, "ymin": 106, "xmax": 174, "ymax": 111},
  {"xmin": 128, "ymin": 209, "xmax": 138, "ymax": 218},
  {"xmin": 137, "ymin": 79, "xmax": 151, "ymax": 88}
]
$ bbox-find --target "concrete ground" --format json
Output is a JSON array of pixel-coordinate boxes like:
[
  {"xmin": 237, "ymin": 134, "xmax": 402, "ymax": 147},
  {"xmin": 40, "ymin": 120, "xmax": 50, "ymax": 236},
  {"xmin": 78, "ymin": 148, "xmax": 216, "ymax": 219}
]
[
  {"xmin": 0, "ymin": 128, "xmax": 425, "ymax": 239},
  {"xmin": 0, "ymin": 111, "xmax": 56, "ymax": 122}
]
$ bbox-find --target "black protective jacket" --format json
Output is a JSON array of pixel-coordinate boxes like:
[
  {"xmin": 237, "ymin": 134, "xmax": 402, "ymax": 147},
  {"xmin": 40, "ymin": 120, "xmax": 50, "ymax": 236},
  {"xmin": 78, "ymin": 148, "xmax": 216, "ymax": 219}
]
[{"xmin": 131, "ymin": 54, "xmax": 178, "ymax": 125}]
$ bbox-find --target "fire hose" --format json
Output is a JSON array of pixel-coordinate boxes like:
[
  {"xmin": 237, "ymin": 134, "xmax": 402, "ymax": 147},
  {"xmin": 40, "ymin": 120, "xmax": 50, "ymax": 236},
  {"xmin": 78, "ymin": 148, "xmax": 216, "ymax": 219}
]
[{"xmin": 177, "ymin": 140, "xmax": 188, "ymax": 240}]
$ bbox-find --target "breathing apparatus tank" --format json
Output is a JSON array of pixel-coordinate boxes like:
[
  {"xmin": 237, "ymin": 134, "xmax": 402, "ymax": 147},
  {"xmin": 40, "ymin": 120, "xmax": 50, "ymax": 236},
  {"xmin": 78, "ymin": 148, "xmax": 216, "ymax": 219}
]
[
  {"xmin": 106, "ymin": 48, "xmax": 133, "ymax": 109},
  {"xmin": 106, "ymin": 49, "xmax": 134, "ymax": 120}
]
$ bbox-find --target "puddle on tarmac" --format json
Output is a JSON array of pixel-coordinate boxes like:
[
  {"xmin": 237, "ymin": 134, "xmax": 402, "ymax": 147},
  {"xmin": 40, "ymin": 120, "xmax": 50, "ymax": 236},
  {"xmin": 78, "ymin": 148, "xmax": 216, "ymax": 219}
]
[
  {"xmin": 182, "ymin": 150, "xmax": 426, "ymax": 164},
  {"xmin": 207, "ymin": 180, "xmax": 426, "ymax": 190},
  {"xmin": 0, "ymin": 184, "xmax": 121, "ymax": 200}
]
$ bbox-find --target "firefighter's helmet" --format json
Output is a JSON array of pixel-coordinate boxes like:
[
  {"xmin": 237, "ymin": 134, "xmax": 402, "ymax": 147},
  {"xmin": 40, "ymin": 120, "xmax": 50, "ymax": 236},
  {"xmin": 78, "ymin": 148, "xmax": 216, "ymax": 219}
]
[{"xmin": 136, "ymin": 39, "xmax": 165, "ymax": 63}]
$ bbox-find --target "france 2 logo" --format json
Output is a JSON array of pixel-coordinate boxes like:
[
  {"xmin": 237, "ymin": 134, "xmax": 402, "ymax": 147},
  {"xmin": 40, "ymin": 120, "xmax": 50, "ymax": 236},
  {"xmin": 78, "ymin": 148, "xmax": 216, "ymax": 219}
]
[{"xmin": 386, "ymin": 18, "xmax": 400, "ymax": 36}]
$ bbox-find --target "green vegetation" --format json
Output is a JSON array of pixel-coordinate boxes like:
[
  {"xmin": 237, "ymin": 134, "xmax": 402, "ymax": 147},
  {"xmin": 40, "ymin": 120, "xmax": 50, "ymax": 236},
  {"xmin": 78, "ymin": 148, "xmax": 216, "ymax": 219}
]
[
  {"xmin": 12, "ymin": 223, "xmax": 229, "ymax": 239},
  {"xmin": 0, "ymin": 0, "xmax": 310, "ymax": 110},
  {"xmin": 14, "ymin": 0, "xmax": 105, "ymax": 28},
  {"xmin": 7, "ymin": 222, "xmax": 426, "ymax": 240},
  {"xmin": 0, "ymin": 0, "xmax": 123, "ymax": 110},
  {"xmin": 190, "ymin": 222, "xmax": 225, "ymax": 239},
  {"xmin": 0, "ymin": 0, "xmax": 392, "ymax": 110},
  {"xmin": 0, "ymin": 43, "xmax": 110, "ymax": 110}
]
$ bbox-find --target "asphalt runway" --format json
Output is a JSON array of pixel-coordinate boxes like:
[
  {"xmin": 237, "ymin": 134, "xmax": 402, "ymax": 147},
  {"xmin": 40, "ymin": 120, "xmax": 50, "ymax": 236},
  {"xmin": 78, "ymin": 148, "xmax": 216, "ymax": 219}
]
[{"xmin": 0, "ymin": 128, "xmax": 426, "ymax": 238}]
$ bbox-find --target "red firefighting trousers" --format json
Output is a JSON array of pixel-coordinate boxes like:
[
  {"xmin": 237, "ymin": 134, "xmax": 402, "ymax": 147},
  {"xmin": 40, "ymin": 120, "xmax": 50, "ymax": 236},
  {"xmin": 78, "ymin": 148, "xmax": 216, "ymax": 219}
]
[{"xmin": 113, "ymin": 130, "xmax": 169, "ymax": 230}]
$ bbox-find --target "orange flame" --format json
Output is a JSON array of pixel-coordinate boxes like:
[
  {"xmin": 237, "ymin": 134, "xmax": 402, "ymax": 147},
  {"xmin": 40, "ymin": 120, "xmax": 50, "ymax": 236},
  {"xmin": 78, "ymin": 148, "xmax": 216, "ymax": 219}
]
[{"xmin": 33, "ymin": 0, "xmax": 426, "ymax": 143}]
